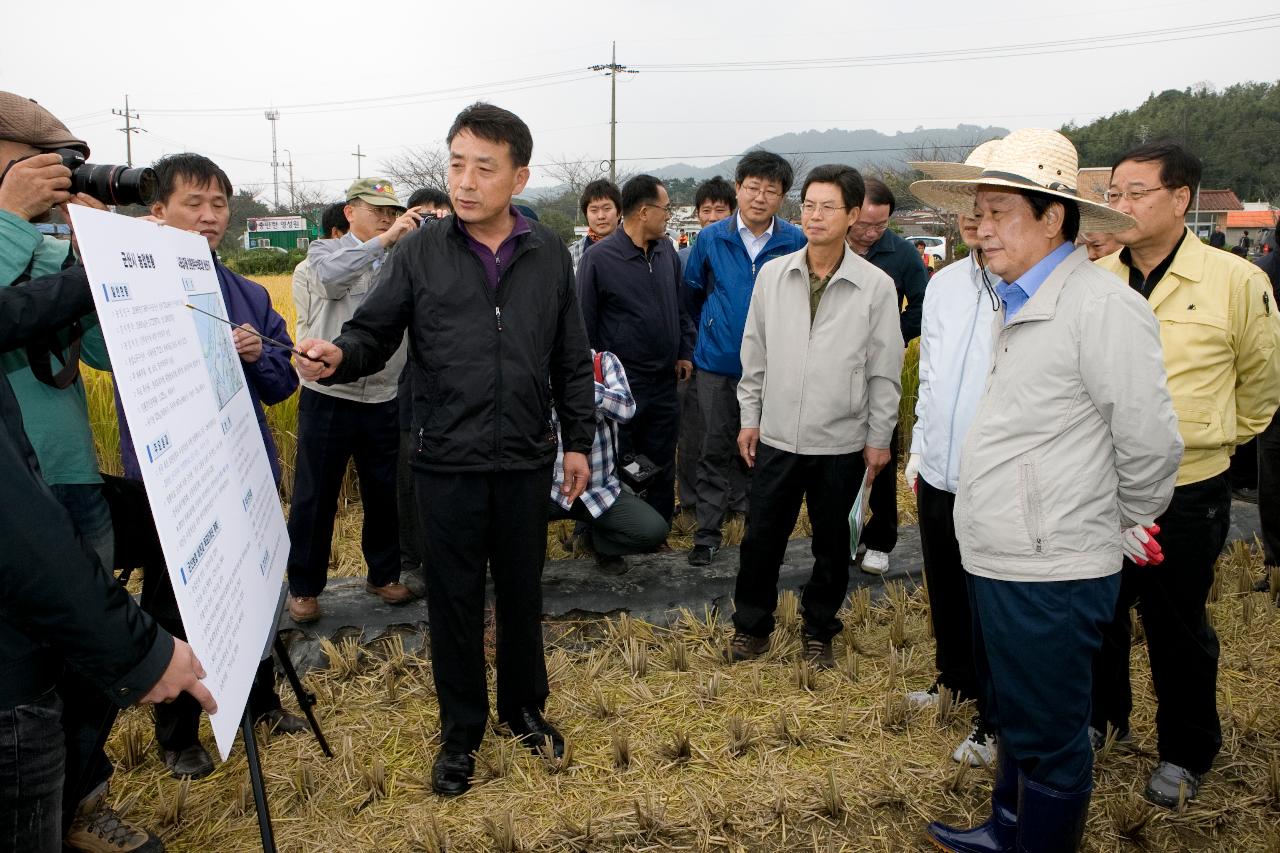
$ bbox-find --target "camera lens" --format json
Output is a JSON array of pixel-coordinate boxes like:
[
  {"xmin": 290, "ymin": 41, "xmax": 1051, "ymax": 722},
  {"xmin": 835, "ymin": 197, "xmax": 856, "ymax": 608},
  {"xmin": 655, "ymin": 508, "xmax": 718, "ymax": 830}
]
[{"xmin": 69, "ymin": 163, "xmax": 158, "ymax": 207}]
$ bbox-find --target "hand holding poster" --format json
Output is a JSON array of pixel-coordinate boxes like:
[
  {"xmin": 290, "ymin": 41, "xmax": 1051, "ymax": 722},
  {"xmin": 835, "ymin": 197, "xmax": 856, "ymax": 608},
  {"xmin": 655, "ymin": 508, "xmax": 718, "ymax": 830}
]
[{"xmin": 69, "ymin": 206, "xmax": 289, "ymax": 760}]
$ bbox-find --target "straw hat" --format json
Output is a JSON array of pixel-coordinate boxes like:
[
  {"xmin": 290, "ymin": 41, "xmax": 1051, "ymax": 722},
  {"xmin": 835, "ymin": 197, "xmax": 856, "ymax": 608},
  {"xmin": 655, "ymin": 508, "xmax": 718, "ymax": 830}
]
[
  {"xmin": 907, "ymin": 138, "xmax": 1002, "ymax": 181},
  {"xmin": 910, "ymin": 128, "xmax": 1135, "ymax": 233}
]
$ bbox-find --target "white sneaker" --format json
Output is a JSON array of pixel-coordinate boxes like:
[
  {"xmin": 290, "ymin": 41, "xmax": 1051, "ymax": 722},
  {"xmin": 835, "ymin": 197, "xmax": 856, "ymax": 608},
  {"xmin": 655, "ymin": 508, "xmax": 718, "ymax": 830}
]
[
  {"xmin": 906, "ymin": 683, "xmax": 940, "ymax": 709},
  {"xmin": 952, "ymin": 718, "xmax": 997, "ymax": 767},
  {"xmin": 861, "ymin": 549, "xmax": 890, "ymax": 575}
]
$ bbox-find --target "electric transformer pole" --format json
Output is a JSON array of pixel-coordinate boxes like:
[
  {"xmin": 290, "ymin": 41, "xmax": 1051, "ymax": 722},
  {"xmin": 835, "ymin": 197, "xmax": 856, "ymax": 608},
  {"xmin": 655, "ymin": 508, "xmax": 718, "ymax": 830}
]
[
  {"xmin": 264, "ymin": 110, "xmax": 281, "ymax": 210},
  {"xmin": 112, "ymin": 95, "xmax": 142, "ymax": 167},
  {"xmin": 589, "ymin": 42, "xmax": 638, "ymax": 184}
]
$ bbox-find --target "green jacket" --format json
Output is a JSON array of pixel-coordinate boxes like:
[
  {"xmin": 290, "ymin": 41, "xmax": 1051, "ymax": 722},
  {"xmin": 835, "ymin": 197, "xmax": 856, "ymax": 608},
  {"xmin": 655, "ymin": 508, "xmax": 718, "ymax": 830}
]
[{"xmin": 0, "ymin": 211, "xmax": 109, "ymax": 485}]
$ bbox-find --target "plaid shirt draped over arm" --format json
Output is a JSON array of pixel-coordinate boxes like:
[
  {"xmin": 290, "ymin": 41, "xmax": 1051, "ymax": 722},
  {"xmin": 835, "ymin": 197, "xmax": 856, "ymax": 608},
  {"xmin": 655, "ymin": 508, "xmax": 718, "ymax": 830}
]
[{"xmin": 550, "ymin": 350, "xmax": 635, "ymax": 517}]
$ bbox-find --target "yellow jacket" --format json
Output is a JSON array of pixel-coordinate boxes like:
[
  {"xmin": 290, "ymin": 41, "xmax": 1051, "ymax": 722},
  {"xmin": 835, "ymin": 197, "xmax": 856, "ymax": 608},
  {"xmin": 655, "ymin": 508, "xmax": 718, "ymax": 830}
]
[{"xmin": 1098, "ymin": 229, "xmax": 1280, "ymax": 485}]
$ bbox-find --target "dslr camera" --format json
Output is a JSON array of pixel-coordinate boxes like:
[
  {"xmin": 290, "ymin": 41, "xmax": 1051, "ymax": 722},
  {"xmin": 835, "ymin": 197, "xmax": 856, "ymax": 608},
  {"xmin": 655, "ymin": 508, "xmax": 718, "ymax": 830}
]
[{"xmin": 53, "ymin": 148, "xmax": 157, "ymax": 207}]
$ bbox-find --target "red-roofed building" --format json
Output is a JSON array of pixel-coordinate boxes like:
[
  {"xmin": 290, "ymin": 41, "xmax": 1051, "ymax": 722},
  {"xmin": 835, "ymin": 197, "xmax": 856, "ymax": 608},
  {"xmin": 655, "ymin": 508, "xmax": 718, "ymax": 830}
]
[
  {"xmin": 1225, "ymin": 208, "xmax": 1278, "ymax": 252},
  {"xmin": 1185, "ymin": 189, "xmax": 1244, "ymax": 239}
]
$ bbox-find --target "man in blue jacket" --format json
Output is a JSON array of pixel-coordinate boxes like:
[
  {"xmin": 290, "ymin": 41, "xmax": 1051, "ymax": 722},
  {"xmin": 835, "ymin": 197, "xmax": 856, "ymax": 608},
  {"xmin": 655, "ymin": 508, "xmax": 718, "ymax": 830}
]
[{"xmin": 682, "ymin": 150, "xmax": 806, "ymax": 566}]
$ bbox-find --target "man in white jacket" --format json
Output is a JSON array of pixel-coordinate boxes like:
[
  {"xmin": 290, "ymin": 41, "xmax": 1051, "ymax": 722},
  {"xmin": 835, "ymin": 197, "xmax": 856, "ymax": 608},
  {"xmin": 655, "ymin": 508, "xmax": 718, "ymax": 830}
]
[
  {"xmin": 904, "ymin": 140, "xmax": 1004, "ymax": 771},
  {"xmin": 911, "ymin": 128, "xmax": 1182, "ymax": 853},
  {"xmin": 730, "ymin": 165, "xmax": 903, "ymax": 668}
]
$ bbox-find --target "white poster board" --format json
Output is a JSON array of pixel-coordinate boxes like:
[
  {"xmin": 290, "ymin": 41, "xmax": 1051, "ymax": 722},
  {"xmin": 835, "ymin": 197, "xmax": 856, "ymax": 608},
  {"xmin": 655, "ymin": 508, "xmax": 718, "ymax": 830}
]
[{"xmin": 69, "ymin": 206, "xmax": 290, "ymax": 759}]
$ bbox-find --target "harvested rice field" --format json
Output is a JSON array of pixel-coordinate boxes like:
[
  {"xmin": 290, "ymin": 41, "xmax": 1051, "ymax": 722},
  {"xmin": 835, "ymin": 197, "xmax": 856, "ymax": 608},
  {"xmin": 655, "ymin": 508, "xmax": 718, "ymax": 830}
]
[{"xmin": 105, "ymin": 541, "xmax": 1279, "ymax": 852}]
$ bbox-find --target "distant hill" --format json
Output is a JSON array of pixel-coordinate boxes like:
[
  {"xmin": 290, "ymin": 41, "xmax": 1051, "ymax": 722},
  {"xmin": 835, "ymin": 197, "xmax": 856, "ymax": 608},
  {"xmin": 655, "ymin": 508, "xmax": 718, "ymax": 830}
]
[
  {"xmin": 1064, "ymin": 81, "xmax": 1279, "ymax": 203},
  {"xmin": 650, "ymin": 124, "xmax": 1008, "ymax": 181}
]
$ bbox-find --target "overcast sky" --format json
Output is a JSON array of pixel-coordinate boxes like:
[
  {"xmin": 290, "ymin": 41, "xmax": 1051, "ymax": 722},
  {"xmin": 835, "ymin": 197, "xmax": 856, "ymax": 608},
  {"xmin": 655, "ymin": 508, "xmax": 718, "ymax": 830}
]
[{"xmin": 4, "ymin": 0, "xmax": 1275, "ymax": 204}]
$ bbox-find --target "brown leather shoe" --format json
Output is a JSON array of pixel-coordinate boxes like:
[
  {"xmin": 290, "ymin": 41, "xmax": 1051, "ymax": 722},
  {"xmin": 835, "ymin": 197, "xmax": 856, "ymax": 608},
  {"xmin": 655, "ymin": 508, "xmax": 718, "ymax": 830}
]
[
  {"xmin": 365, "ymin": 581, "xmax": 414, "ymax": 604},
  {"xmin": 288, "ymin": 595, "xmax": 319, "ymax": 623}
]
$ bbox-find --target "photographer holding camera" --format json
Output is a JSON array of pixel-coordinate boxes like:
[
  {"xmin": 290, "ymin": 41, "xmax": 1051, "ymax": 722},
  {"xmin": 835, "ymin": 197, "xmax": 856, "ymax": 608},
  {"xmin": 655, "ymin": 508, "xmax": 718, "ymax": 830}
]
[{"xmin": 0, "ymin": 91, "xmax": 213, "ymax": 853}]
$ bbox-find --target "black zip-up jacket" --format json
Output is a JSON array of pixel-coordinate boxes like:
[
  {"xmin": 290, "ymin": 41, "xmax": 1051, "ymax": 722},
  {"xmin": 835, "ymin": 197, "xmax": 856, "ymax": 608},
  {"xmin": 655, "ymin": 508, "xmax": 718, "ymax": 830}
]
[
  {"xmin": 326, "ymin": 216, "xmax": 595, "ymax": 472},
  {"xmin": 576, "ymin": 227, "xmax": 695, "ymax": 376},
  {"xmin": 0, "ymin": 265, "xmax": 173, "ymax": 708},
  {"xmin": 863, "ymin": 228, "xmax": 928, "ymax": 343}
]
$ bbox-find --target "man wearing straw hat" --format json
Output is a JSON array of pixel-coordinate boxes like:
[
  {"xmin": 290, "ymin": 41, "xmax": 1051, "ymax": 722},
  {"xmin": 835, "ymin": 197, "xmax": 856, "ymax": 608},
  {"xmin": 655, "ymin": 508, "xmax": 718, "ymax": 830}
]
[
  {"xmin": 911, "ymin": 127, "xmax": 1182, "ymax": 853},
  {"xmin": 1091, "ymin": 140, "xmax": 1280, "ymax": 808},
  {"xmin": 903, "ymin": 139, "xmax": 1003, "ymax": 770}
]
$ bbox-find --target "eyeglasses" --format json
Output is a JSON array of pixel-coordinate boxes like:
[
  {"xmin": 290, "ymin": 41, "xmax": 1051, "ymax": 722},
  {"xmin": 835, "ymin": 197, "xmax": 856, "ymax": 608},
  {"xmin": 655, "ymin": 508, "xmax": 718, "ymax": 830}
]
[
  {"xmin": 740, "ymin": 184, "xmax": 782, "ymax": 202},
  {"xmin": 849, "ymin": 220, "xmax": 889, "ymax": 233},
  {"xmin": 358, "ymin": 204, "xmax": 403, "ymax": 219},
  {"xmin": 1102, "ymin": 186, "xmax": 1169, "ymax": 204},
  {"xmin": 643, "ymin": 203, "xmax": 672, "ymax": 216},
  {"xmin": 801, "ymin": 202, "xmax": 846, "ymax": 216}
]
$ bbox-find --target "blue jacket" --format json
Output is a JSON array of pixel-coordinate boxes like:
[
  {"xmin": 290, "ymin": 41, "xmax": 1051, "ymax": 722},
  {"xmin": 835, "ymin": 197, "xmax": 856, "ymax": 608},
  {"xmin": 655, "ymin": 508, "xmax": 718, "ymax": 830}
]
[
  {"xmin": 682, "ymin": 215, "xmax": 806, "ymax": 377},
  {"xmin": 117, "ymin": 262, "xmax": 297, "ymax": 484}
]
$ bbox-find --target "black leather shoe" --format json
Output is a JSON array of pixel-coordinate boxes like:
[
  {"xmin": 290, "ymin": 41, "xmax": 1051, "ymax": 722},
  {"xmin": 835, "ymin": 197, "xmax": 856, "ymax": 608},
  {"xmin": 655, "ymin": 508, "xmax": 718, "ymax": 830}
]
[
  {"xmin": 688, "ymin": 545, "xmax": 718, "ymax": 566},
  {"xmin": 506, "ymin": 707, "xmax": 565, "ymax": 759},
  {"xmin": 160, "ymin": 743, "xmax": 214, "ymax": 779},
  {"xmin": 257, "ymin": 708, "xmax": 310, "ymax": 736},
  {"xmin": 431, "ymin": 750, "xmax": 474, "ymax": 797}
]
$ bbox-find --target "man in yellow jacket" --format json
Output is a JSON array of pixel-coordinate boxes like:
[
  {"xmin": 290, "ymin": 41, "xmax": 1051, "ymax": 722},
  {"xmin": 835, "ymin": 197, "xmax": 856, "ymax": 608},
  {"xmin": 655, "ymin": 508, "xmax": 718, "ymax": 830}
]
[{"xmin": 1091, "ymin": 140, "xmax": 1280, "ymax": 808}]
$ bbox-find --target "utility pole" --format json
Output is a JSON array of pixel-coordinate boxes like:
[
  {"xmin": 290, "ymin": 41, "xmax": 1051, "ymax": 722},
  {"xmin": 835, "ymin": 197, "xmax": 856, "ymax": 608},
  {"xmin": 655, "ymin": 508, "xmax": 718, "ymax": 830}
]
[
  {"xmin": 264, "ymin": 110, "xmax": 281, "ymax": 210},
  {"xmin": 284, "ymin": 149, "xmax": 296, "ymax": 212},
  {"xmin": 589, "ymin": 42, "xmax": 638, "ymax": 183},
  {"xmin": 352, "ymin": 144, "xmax": 366, "ymax": 179},
  {"xmin": 112, "ymin": 95, "xmax": 142, "ymax": 167}
]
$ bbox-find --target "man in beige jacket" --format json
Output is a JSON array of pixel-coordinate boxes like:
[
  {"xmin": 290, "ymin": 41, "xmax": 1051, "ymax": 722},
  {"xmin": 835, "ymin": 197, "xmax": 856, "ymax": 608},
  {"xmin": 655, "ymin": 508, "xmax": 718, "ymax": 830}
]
[
  {"xmin": 911, "ymin": 128, "xmax": 1182, "ymax": 853},
  {"xmin": 729, "ymin": 164, "xmax": 903, "ymax": 668}
]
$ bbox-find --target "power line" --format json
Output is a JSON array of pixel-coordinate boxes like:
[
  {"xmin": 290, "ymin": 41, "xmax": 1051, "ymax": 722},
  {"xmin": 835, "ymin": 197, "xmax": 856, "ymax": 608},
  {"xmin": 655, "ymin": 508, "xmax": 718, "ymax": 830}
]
[{"xmin": 635, "ymin": 15, "xmax": 1280, "ymax": 73}]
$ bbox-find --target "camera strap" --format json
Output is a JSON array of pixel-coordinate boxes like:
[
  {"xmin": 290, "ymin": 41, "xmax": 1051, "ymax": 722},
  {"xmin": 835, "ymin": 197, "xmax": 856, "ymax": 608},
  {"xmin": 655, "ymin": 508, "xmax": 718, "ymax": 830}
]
[{"xmin": 12, "ymin": 250, "xmax": 85, "ymax": 390}]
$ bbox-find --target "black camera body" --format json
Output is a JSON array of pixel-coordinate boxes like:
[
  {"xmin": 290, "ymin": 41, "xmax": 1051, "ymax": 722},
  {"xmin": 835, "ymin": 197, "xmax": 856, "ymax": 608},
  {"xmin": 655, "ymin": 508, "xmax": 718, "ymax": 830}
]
[
  {"xmin": 619, "ymin": 452, "xmax": 659, "ymax": 494},
  {"xmin": 53, "ymin": 148, "xmax": 157, "ymax": 207}
]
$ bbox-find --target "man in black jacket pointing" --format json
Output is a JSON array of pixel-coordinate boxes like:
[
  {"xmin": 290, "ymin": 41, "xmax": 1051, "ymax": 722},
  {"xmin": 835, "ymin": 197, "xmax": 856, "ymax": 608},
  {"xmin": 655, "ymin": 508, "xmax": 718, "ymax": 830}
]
[{"xmin": 297, "ymin": 103, "xmax": 594, "ymax": 798}]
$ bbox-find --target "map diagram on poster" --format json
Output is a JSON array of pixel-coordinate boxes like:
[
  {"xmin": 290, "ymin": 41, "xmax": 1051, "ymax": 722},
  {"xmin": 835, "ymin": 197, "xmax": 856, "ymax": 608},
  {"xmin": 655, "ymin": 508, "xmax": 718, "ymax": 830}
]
[{"xmin": 188, "ymin": 293, "xmax": 245, "ymax": 410}]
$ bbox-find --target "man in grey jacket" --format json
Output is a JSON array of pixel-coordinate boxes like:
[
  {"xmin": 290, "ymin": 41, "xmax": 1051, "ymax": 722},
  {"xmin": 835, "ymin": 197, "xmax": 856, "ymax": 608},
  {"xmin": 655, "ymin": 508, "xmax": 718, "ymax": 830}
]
[
  {"xmin": 286, "ymin": 178, "xmax": 419, "ymax": 623},
  {"xmin": 729, "ymin": 165, "xmax": 902, "ymax": 668},
  {"xmin": 912, "ymin": 128, "xmax": 1182, "ymax": 853}
]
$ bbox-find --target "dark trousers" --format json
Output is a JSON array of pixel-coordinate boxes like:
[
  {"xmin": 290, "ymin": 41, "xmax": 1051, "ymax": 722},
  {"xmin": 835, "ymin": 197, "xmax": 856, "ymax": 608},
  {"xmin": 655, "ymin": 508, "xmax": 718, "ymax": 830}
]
[
  {"xmin": 916, "ymin": 477, "xmax": 980, "ymax": 705},
  {"xmin": 694, "ymin": 371, "xmax": 750, "ymax": 547},
  {"xmin": 287, "ymin": 389, "xmax": 400, "ymax": 597},
  {"xmin": 861, "ymin": 423, "xmax": 899, "ymax": 553},
  {"xmin": 548, "ymin": 490, "xmax": 669, "ymax": 557},
  {"xmin": 0, "ymin": 690, "xmax": 64, "ymax": 853},
  {"xmin": 1091, "ymin": 473, "xmax": 1229, "ymax": 774},
  {"xmin": 48, "ymin": 484, "xmax": 117, "ymax": 822},
  {"xmin": 972, "ymin": 573, "xmax": 1119, "ymax": 792},
  {"xmin": 1257, "ymin": 411, "xmax": 1280, "ymax": 567},
  {"xmin": 677, "ymin": 370, "xmax": 747, "ymax": 511},
  {"xmin": 733, "ymin": 444, "xmax": 866, "ymax": 643},
  {"xmin": 1231, "ymin": 436, "xmax": 1258, "ymax": 490},
  {"xmin": 397, "ymin": 429, "xmax": 424, "ymax": 574},
  {"xmin": 618, "ymin": 369, "xmax": 679, "ymax": 524},
  {"xmin": 417, "ymin": 467, "xmax": 553, "ymax": 753}
]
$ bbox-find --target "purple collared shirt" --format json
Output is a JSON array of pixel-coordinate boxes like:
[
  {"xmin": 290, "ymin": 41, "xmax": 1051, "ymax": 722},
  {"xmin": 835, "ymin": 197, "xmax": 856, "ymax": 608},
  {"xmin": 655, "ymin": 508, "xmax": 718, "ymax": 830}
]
[{"xmin": 456, "ymin": 206, "xmax": 531, "ymax": 290}]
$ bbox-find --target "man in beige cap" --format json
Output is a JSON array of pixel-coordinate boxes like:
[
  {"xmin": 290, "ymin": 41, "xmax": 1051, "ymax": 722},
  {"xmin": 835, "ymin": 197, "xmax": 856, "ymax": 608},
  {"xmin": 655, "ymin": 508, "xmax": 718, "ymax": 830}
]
[
  {"xmin": 911, "ymin": 127, "xmax": 1183, "ymax": 853},
  {"xmin": 285, "ymin": 177, "xmax": 420, "ymax": 623},
  {"xmin": 1, "ymin": 91, "xmax": 196, "ymax": 853}
]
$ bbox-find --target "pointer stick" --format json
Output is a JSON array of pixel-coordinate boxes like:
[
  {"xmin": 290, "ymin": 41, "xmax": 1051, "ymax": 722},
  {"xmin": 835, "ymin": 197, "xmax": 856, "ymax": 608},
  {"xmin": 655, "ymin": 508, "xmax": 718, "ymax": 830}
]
[{"xmin": 184, "ymin": 303, "xmax": 329, "ymax": 368}]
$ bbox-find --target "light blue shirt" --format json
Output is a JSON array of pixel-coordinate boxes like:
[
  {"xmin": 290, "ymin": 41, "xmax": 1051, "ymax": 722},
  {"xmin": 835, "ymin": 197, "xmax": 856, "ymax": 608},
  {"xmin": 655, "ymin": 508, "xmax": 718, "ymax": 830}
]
[
  {"xmin": 995, "ymin": 241, "xmax": 1074, "ymax": 323},
  {"xmin": 736, "ymin": 211, "xmax": 774, "ymax": 262}
]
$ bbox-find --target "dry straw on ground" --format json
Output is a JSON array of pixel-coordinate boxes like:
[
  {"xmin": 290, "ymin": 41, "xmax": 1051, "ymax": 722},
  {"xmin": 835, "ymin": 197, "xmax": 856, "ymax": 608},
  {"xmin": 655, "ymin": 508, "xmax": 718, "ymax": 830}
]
[{"xmin": 105, "ymin": 542, "xmax": 1280, "ymax": 852}]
